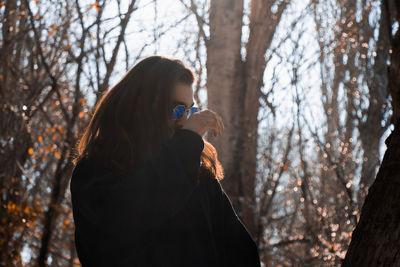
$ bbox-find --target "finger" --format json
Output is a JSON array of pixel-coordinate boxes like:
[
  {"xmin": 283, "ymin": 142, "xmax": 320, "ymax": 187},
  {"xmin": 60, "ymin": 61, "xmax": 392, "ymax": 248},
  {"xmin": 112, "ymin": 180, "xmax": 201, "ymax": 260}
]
[
  {"xmin": 212, "ymin": 118, "xmax": 220, "ymax": 136},
  {"xmin": 215, "ymin": 119, "xmax": 222, "ymax": 136},
  {"xmin": 206, "ymin": 117, "xmax": 218, "ymax": 126},
  {"xmin": 213, "ymin": 123, "xmax": 220, "ymax": 136},
  {"xmin": 215, "ymin": 116, "xmax": 222, "ymax": 135},
  {"xmin": 217, "ymin": 115, "xmax": 223, "ymax": 134},
  {"xmin": 203, "ymin": 111, "xmax": 222, "ymax": 135},
  {"xmin": 198, "ymin": 111, "xmax": 214, "ymax": 121},
  {"xmin": 211, "ymin": 114, "xmax": 222, "ymax": 136},
  {"xmin": 207, "ymin": 118, "xmax": 219, "ymax": 136}
]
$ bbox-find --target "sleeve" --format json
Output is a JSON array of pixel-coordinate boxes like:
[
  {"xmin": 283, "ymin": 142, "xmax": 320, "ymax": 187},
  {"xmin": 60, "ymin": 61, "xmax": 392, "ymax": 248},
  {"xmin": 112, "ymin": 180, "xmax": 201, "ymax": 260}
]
[
  {"xmin": 212, "ymin": 179, "xmax": 261, "ymax": 267},
  {"xmin": 70, "ymin": 129, "xmax": 204, "ymax": 241}
]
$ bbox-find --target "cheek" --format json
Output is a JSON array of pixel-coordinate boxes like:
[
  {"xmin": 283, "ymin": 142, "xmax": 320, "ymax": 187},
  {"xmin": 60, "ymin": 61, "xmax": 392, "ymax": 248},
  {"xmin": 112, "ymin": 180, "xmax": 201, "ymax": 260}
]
[{"xmin": 175, "ymin": 116, "xmax": 187, "ymax": 126}]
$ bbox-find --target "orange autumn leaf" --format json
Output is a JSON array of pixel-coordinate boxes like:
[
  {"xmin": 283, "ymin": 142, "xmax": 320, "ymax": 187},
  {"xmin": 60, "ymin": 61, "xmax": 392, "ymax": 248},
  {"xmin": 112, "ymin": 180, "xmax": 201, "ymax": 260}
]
[
  {"xmin": 7, "ymin": 202, "xmax": 16, "ymax": 211},
  {"xmin": 88, "ymin": 2, "xmax": 98, "ymax": 10},
  {"xmin": 28, "ymin": 148, "xmax": 34, "ymax": 155},
  {"xmin": 51, "ymin": 144, "xmax": 56, "ymax": 152},
  {"xmin": 63, "ymin": 44, "xmax": 72, "ymax": 50}
]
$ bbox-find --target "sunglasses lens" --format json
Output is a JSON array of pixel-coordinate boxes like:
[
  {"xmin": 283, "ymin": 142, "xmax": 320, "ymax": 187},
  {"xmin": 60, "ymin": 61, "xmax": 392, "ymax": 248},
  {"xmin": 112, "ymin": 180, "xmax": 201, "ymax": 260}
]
[
  {"xmin": 173, "ymin": 105, "xmax": 185, "ymax": 119},
  {"xmin": 188, "ymin": 107, "xmax": 199, "ymax": 117}
]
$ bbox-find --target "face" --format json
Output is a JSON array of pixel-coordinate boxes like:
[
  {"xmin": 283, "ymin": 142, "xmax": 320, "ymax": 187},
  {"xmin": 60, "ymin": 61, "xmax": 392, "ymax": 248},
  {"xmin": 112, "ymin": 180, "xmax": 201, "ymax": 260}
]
[{"xmin": 171, "ymin": 82, "xmax": 195, "ymax": 130}]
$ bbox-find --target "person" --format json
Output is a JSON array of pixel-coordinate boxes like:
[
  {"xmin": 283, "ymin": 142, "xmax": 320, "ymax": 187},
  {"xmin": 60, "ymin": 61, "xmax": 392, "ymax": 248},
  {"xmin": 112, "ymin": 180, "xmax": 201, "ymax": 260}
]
[{"xmin": 69, "ymin": 55, "xmax": 261, "ymax": 266}]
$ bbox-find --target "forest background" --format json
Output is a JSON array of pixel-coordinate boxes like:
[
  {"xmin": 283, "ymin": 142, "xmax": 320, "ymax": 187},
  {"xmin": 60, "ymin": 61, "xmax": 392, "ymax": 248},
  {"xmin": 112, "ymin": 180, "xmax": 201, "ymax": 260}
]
[{"xmin": 1, "ymin": 0, "xmax": 400, "ymax": 266}]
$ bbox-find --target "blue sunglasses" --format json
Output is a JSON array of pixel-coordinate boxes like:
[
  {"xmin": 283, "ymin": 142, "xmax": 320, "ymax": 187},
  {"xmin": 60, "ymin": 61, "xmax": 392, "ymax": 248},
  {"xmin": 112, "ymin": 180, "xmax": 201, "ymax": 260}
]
[{"xmin": 173, "ymin": 105, "xmax": 199, "ymax": 120}]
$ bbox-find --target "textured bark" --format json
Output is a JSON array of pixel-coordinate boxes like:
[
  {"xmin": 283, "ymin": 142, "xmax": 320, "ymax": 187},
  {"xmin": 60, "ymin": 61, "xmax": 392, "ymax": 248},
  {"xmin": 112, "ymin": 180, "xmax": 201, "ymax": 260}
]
[
  {"xmin": 342, "ymin": 0, "xmax": 400, "ymax": 265},
  {"xmin": 342, "ymin": 127, "xmax": 400, "ymax": 266},
  {"xmin": 207, "ymin": 0, "xmax": 245, "ymax": 223}
]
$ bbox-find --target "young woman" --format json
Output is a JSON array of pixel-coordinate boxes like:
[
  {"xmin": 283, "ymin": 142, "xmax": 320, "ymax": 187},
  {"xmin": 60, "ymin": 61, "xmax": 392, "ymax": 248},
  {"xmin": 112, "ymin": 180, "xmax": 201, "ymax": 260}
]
[{"xmin": 70, "ymin": 55, "xmax": 261, "ymax": 266}]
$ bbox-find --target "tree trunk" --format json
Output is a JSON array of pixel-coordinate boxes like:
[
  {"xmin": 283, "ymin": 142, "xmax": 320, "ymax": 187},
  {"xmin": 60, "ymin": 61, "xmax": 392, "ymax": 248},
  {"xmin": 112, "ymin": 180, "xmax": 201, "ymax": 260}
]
[
  {"xmin": 342, "ymin": 0, "xmax": 400, "ymax": 265},
  {"xmin": 207, "ymin": 0, "xmax": 245, "ymax": 224},
  {"xmin": 207, "ymin": 0, "xmax": 289, "ymax": 241}
]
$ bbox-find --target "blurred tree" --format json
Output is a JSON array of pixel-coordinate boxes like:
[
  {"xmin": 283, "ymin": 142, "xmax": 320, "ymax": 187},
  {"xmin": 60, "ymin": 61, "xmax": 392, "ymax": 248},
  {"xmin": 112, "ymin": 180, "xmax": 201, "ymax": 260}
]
[
  {"xmin": 0, "ymin": 0, "xmax": 138, "ymax": 265},
  {"xmin": 201, "ymin": 0, "xmax": 290, "ymax": 246},
  {"xmin": 343, "ymin": 0, "xmax": 400, "ymax": 265},
  {"xmin": 1, "ymin": 0, "xmax": 398, "ymax": 266}
]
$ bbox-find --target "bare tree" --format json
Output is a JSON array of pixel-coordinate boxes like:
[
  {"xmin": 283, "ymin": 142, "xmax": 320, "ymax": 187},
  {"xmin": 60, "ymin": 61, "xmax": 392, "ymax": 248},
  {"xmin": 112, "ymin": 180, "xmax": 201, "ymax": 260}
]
[
  {"xmin": 0, "ymin": 0, "xmax": 142, "ymax": 265},
  {"xmin": 202, "ymin": 0, "xmax": 291, "ymax": 242},
  {"xmin": 2, "ymin": 0, "xmax": 398, "ymax": 266},
  {"xmin": 343, "ymin": 0, "xmax": 400, "ymax": 265}
]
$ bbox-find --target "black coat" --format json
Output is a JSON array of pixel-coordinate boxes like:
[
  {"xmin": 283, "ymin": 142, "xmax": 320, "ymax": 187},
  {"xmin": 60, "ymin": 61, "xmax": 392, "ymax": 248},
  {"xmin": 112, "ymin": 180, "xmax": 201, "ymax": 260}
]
[{"xmin": 70, "ymin": 129, "xmax": 261, "ymax": 267}]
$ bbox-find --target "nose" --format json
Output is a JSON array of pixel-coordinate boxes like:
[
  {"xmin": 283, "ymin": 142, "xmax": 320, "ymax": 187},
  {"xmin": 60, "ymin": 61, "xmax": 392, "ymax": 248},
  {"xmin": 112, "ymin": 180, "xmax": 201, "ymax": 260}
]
[{"xmin": 175, "ymin": 113, "xmax": 187, "ymax": 127}]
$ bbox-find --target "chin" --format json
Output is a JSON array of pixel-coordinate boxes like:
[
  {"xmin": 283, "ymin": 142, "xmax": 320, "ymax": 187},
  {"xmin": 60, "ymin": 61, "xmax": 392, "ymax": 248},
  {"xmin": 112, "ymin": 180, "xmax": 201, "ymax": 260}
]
[{"xmin": 174, "ymin": 125, "xmax": 182, "ymax": 131}]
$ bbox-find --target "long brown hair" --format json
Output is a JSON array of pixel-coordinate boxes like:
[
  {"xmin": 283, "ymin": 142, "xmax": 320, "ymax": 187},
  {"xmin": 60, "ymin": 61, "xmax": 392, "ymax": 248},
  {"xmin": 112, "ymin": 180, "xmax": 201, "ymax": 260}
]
[{"xmin": 73, "ymin": 55, "xmax": 224, "ymax": 180}]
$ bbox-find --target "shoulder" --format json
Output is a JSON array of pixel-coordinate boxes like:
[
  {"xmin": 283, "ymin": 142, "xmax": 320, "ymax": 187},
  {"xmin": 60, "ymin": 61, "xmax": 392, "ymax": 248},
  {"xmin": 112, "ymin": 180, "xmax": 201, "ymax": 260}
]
[
  {"xmin": 70, "ymin": 156, "xmax": 123, "ymax": 193},
  {"xmin": 198, "ymin": 164, "xmax": 224, "ymax": 197}
]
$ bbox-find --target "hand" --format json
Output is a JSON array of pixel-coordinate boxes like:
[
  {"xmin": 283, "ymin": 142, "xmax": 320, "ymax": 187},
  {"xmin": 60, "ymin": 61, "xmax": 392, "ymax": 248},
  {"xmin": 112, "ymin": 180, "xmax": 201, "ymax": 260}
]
[{"xmin": 181, "ymin": 109, "xmax": 224, "ymax": 137}]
